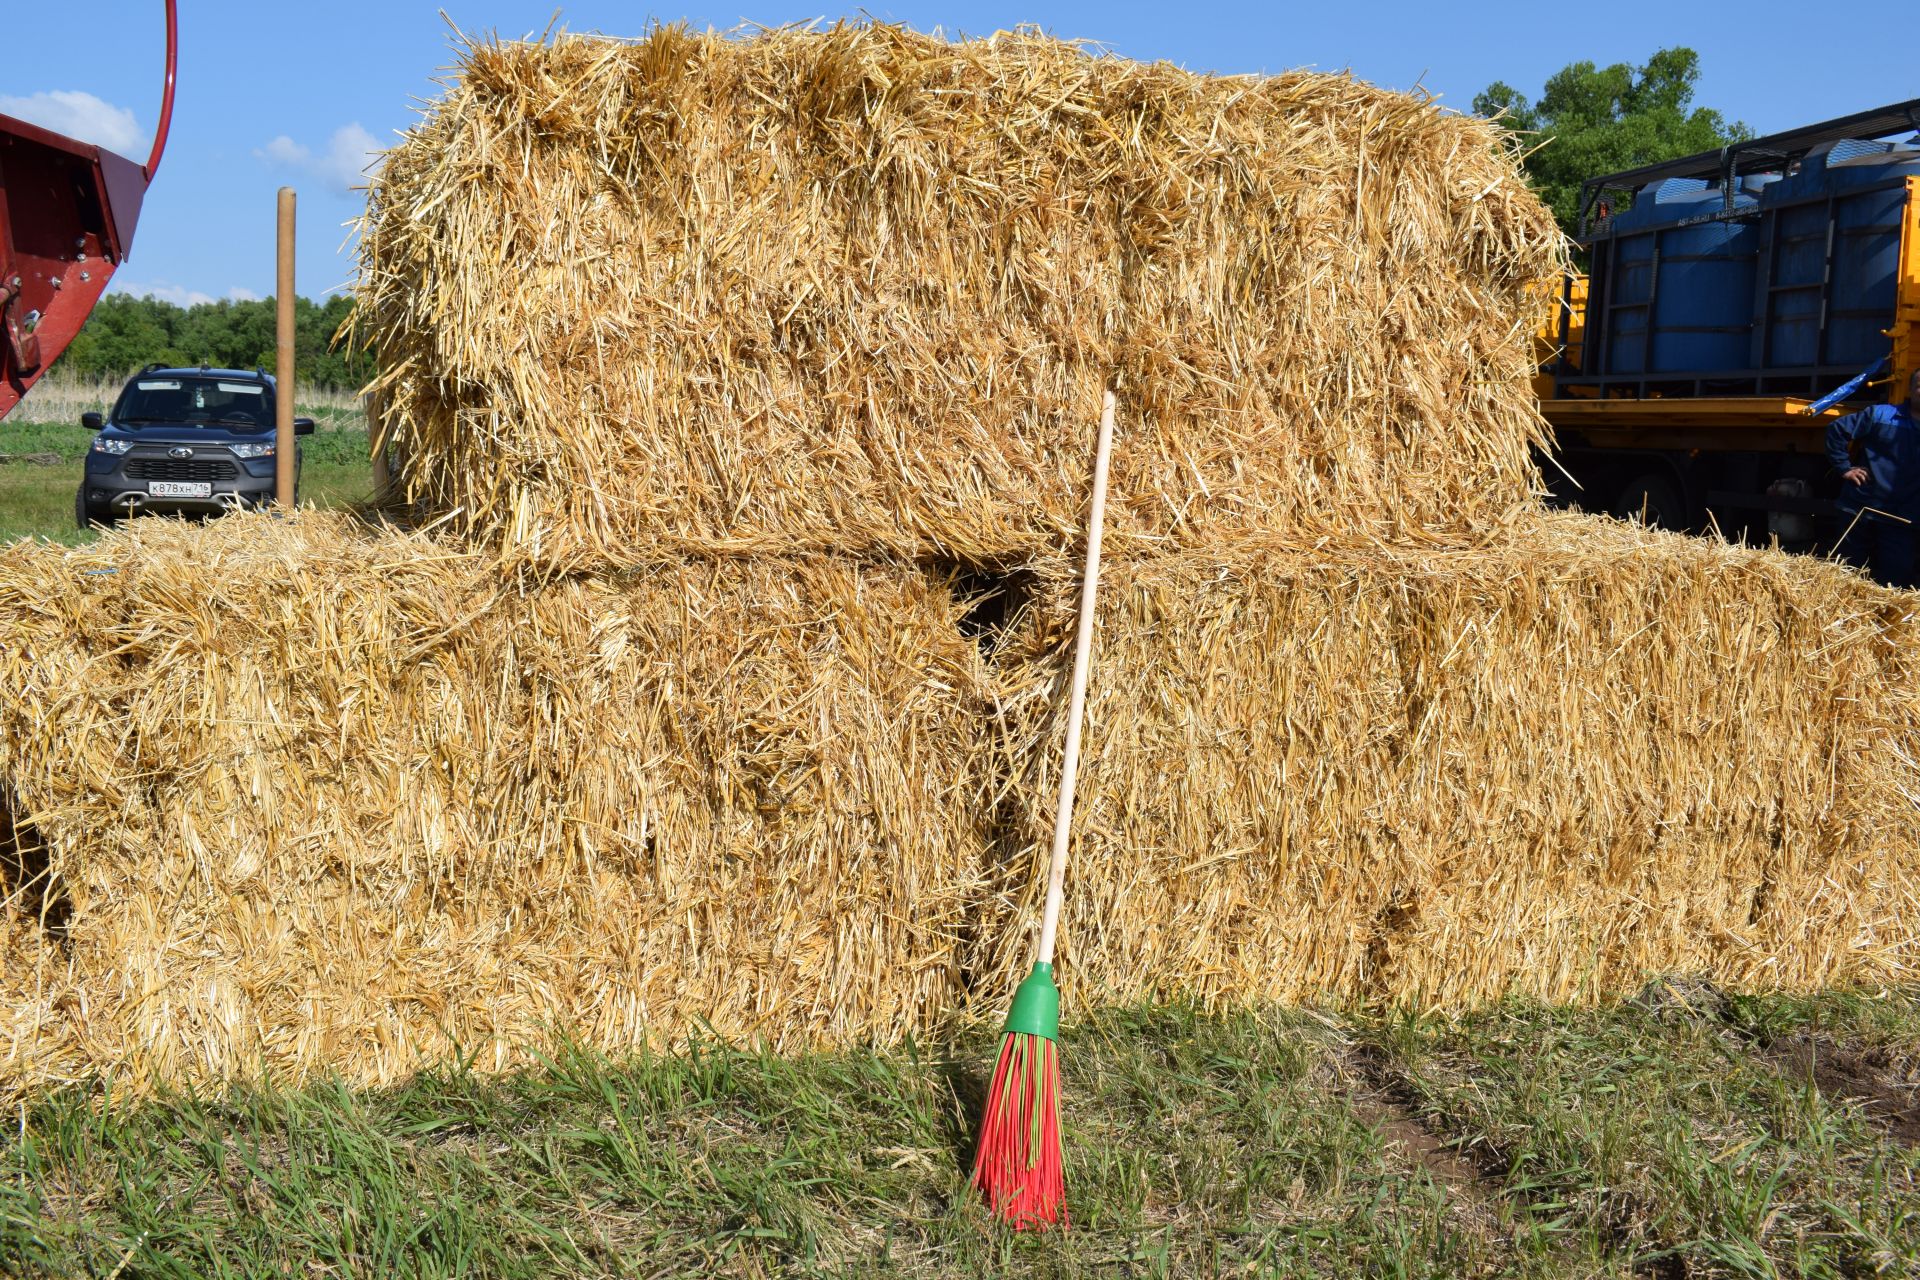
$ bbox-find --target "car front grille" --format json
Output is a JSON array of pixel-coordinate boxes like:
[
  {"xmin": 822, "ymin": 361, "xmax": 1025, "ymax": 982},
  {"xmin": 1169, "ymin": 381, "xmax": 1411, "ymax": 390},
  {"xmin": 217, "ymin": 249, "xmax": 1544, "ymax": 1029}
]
[{"xmin": 125, "ymin": 456, "xmax": 239, "ymax": 482}]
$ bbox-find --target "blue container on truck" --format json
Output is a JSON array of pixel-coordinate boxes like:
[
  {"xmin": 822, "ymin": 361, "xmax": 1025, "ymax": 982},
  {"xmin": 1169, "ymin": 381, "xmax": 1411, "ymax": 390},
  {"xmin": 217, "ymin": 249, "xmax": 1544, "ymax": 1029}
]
[
  {"xmin": 1600, "ymin": 178, "xmax": 1760, "ymax": 376},
  {"xmin": 1570, "ymin": 117, "xmax": 1920, "ymax": 398},
  {"xmin": 1754, "ymin": 141, "xmax": 1920, "ymax": 375}
]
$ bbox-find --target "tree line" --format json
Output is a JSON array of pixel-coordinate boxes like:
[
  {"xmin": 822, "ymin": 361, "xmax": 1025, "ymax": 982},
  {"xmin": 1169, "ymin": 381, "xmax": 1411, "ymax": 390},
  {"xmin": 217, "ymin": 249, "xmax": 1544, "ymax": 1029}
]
[{"xmin": 59, "ymin": 292, "xmax": 370, "ymax": 391}]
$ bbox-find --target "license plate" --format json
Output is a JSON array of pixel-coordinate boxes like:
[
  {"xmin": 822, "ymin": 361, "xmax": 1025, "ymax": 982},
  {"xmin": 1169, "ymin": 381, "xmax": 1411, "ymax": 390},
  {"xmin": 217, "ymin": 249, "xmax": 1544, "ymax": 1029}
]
[{"xmin": 147, "ymin": 481, "xmax": 212, "ymax": 498}]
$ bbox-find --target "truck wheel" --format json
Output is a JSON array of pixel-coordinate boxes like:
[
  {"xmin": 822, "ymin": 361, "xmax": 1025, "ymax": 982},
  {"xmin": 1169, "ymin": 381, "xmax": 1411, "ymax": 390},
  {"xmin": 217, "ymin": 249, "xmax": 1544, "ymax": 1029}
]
[
  {"xmin": 1611, "ymin": 472, "xmax": 1688, "ymax": 530},
  {"xmin": 74, "ymin": 487, "xmax": 91, "ymax": 532}
]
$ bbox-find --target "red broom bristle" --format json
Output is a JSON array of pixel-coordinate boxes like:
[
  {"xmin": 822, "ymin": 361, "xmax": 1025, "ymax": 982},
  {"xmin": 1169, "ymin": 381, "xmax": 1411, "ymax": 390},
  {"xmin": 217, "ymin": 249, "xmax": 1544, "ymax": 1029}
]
[{"xmin": 971, "ymin": 1030, "xmax": 1065, "ymax": 1229}]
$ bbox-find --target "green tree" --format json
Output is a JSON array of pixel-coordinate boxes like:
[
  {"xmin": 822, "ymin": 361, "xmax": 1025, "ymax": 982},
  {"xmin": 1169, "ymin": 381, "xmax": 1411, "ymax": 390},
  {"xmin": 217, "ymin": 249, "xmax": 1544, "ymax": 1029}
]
[
  {"xmin": 58, "ymin": 291, "xmax": 370, "ymax": 390},
  {"xmin": 1476, "ymin": 48, "xmax": 1751, "ymax": 238},
  {"xmin": 60, "ymin": 294, "xmax": 184, "ymax": 376}
]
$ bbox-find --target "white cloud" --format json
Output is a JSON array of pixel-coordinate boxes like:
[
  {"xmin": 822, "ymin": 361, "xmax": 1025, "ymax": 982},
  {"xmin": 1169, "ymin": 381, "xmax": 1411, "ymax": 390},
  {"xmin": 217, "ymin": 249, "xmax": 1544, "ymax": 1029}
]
[
  {"xmin": 258, "ymin": 135, "xmax": 309, "ymax": 167},
  {"xmin": 0, "ymin": 90, "xmax": 144, "ymax": 157},
  {"xmin": 108, "ymin": 280, "xmax": 267, "ymax": 307},
  {"xmin": 108, "ymin": 279, "xmax": 217, "ymax": 307},
  {"xmin": 255, "ymin": 122, "xmax": 384, "ymax": 193}
]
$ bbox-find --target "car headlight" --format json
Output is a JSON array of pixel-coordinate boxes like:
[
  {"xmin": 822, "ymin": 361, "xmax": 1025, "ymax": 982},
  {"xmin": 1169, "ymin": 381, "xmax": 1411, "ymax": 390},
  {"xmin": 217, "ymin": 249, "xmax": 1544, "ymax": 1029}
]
[
  {"xmin": 227, "ymin": 441, "xmax": 276, "ymax": 459},
  {"xmin": 90, "ymin": 437, "xmax": 134, "ymax": 455}
]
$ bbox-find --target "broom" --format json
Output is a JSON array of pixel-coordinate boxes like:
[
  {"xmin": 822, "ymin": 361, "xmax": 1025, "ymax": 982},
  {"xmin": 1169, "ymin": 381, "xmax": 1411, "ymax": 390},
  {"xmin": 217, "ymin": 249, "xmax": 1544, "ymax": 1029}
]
[{"xmin": 972, "ymin": 388, "xmax": 1115, "ymax": 1229}]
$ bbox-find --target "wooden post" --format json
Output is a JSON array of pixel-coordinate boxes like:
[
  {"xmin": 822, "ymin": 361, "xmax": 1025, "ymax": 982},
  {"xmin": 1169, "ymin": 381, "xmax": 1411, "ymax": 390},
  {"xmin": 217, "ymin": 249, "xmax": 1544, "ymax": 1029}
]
[
  {"xmin": 275, "ymin": 187, "xmax": 296, "ymax": 506},
  {"xmin": 370, "ymin": 404, "xmax": 391, "ymax": 495}
]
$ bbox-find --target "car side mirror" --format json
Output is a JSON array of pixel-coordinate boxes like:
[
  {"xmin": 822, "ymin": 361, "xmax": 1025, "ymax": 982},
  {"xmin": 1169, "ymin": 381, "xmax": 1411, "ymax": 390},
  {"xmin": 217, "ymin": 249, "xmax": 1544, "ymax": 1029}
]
[
  {"xmin": 80, "ymin": 411, "xmax": 102, "ymax": 430},
  {"xmin": 293, "ymin": 417, "xmax": 315, "ymax": 436}
]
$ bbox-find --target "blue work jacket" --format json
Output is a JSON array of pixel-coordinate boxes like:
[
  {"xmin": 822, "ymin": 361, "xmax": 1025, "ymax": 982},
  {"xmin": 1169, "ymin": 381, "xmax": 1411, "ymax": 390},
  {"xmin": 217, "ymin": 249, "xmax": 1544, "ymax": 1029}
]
[{"xmin": 1827, "ymin": 401, "xmax": 1920, "ymax": 521}]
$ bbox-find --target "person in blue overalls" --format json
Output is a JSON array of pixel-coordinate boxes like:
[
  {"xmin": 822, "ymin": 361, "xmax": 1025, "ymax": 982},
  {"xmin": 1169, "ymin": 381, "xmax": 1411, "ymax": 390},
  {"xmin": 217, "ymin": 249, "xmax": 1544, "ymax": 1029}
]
[{"xmin": 1828, "ymin": 367, "xmax": 1920, "ymax": 589}]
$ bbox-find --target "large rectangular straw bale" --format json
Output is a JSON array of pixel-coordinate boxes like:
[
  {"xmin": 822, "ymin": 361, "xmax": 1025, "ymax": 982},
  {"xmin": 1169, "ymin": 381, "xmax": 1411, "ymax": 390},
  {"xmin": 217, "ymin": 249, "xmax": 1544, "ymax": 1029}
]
[
  {"xmin": 358, "ymin": 23, "xmax": 1564, "ymax": 569},
  {"xmin": 974, "ymin": 512, "xmax": 1920, "ymax": 1013},
  {"xmin": 0, "ymin": 514, "xmax": 991, "ymax": 1095}
]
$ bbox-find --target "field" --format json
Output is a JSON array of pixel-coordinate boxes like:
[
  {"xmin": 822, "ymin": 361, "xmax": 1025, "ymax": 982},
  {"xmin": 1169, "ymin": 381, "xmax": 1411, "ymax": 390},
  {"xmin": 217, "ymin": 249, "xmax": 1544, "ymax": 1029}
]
[
  {"xmin": 1, "ymin": 990, "xmax": 1915, "ymax": 1277},
  {"xmin": 0, "ymin": 377, "xmax": 375, "ymax": 543}
]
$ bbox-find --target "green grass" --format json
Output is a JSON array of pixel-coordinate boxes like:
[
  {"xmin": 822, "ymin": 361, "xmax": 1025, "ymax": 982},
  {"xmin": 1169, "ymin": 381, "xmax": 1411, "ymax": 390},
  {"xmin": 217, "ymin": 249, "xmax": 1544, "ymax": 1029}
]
[
  {"xmin": 0, "ymin": 419, "xmax": 92, "ymax": 463},
  {"xmin": 0, "ymin": 418, "xmax": 374, "ymax": 546},
  {"xmin": 0, "ymin": 463, "xmax": 88, "ymax": 544},
  {"xmin": 3, "ymin": 995, "xmax": 1915, "ymax": 1278},
  {"xmin": 1367, "ymin": 986, "xmax": 1920, "ymax": 1277}
]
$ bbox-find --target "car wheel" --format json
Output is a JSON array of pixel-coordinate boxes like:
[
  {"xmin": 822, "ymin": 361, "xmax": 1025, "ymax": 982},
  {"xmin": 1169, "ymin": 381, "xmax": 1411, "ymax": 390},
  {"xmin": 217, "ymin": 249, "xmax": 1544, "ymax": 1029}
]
[
  {"xmin": 74, "ymin": 487, "xmax": 94, "ymax": 532},
  {"xmin": 1610, "ymin": 472, "xmax": 1689, "ymax": 530}
]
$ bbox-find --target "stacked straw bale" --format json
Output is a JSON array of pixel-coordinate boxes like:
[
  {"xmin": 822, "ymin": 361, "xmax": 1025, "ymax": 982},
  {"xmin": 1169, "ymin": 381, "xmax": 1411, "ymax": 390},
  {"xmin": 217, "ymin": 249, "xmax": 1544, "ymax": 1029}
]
[
  {"xmin": 973, "ymin": 510, "xmax": 1920, "ymax": 1013},
  {"xmin": 0, "ymin": 515, "xmax": 992, "ymax": 1093},
  {"xmin": 8, "ymin": 507, "xmax": 1916, "ymax": 1099},
  {"xmin": 9, "ymin": 25, "xmax": 1918, "ymax": 1103},
  {"xmin": 357, "ymin": 24, "xmax": 1563, "ymax": 569}
]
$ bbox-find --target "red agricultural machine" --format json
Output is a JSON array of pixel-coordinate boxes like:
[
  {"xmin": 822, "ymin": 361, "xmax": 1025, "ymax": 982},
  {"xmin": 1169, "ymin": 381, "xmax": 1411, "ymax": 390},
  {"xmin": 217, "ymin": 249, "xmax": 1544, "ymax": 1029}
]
[{"xmin": 0, "ymin": 0, "xmax": 177, "ymax": 419}]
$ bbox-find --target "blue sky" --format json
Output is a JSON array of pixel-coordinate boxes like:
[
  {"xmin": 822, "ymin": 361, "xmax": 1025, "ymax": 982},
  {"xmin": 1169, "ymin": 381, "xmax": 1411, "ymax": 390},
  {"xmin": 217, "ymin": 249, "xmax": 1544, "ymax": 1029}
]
[{"xmin": 4, "ymin": 1, "xmax": 1904, "ymax": 304}]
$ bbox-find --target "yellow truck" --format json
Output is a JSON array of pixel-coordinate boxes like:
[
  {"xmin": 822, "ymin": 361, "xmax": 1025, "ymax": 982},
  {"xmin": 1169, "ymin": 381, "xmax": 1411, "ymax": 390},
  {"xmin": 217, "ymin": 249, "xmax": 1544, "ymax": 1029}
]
[{"xmin": 1535, "ymin": 99, "xmax": 1920, "ymax": 546}]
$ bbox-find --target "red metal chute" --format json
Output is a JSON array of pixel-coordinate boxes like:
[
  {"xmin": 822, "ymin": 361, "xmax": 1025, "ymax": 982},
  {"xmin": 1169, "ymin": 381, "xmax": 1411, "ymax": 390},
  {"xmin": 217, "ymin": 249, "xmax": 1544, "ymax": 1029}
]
[{"xmin": 0, "ymin": 0, "xmax": 176, "ymax": 419}]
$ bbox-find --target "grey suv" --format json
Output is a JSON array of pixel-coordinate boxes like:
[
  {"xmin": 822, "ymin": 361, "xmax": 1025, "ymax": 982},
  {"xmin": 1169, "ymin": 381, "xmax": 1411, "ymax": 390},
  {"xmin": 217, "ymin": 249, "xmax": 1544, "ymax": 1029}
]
[{"xmin": 77, "ymin": 365, "xmax": 314, "ymax": 528}]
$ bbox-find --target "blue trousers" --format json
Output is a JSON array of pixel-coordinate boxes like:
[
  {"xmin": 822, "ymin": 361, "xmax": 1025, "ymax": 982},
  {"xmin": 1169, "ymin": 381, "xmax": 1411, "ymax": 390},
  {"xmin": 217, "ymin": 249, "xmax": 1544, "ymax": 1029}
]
[{"xmin": 1836, "ymin": 513, "xmax": 1918, "ymax": 589}]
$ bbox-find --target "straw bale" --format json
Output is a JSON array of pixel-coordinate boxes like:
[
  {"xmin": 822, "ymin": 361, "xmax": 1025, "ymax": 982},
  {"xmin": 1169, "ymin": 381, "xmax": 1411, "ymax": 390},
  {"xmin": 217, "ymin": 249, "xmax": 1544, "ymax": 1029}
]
[
  {"xmin": 12, "ymin": 507, "xmax": 1918, "ymax": 1096},
  {"xmin": 357, "ymin": 23, "xmax": 1564, "ymax": 569},
  {"xmin": 0, "ymin": 514, "xmax": 992, "ymax": 1095},
  {"xmin": 974, "ymin": 511, "xmax": 1920, "ymax": 1012}
]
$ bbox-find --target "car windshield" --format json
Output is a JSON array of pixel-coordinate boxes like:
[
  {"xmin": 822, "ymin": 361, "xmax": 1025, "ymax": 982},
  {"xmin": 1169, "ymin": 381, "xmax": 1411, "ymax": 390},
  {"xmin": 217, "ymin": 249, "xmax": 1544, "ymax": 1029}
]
[{"xmin": 113, "ymin": 376, "xmax": 274, "ymax": 427}]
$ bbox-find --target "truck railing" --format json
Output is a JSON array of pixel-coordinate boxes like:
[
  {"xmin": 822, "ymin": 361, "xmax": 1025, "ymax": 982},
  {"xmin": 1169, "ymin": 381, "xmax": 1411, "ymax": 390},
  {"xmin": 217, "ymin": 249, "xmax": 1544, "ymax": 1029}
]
[{"xmin": 1576, "ymin": 97, "xmax": 1920, "ymax": 239}]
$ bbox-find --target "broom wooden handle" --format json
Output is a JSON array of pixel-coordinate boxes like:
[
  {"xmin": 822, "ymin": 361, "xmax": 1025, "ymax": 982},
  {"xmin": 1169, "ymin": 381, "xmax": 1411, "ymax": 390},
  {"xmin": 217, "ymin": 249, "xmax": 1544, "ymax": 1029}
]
[{"xmin": 1037, "ymin": 389, "xmax": 1115, "ymax": 966}]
